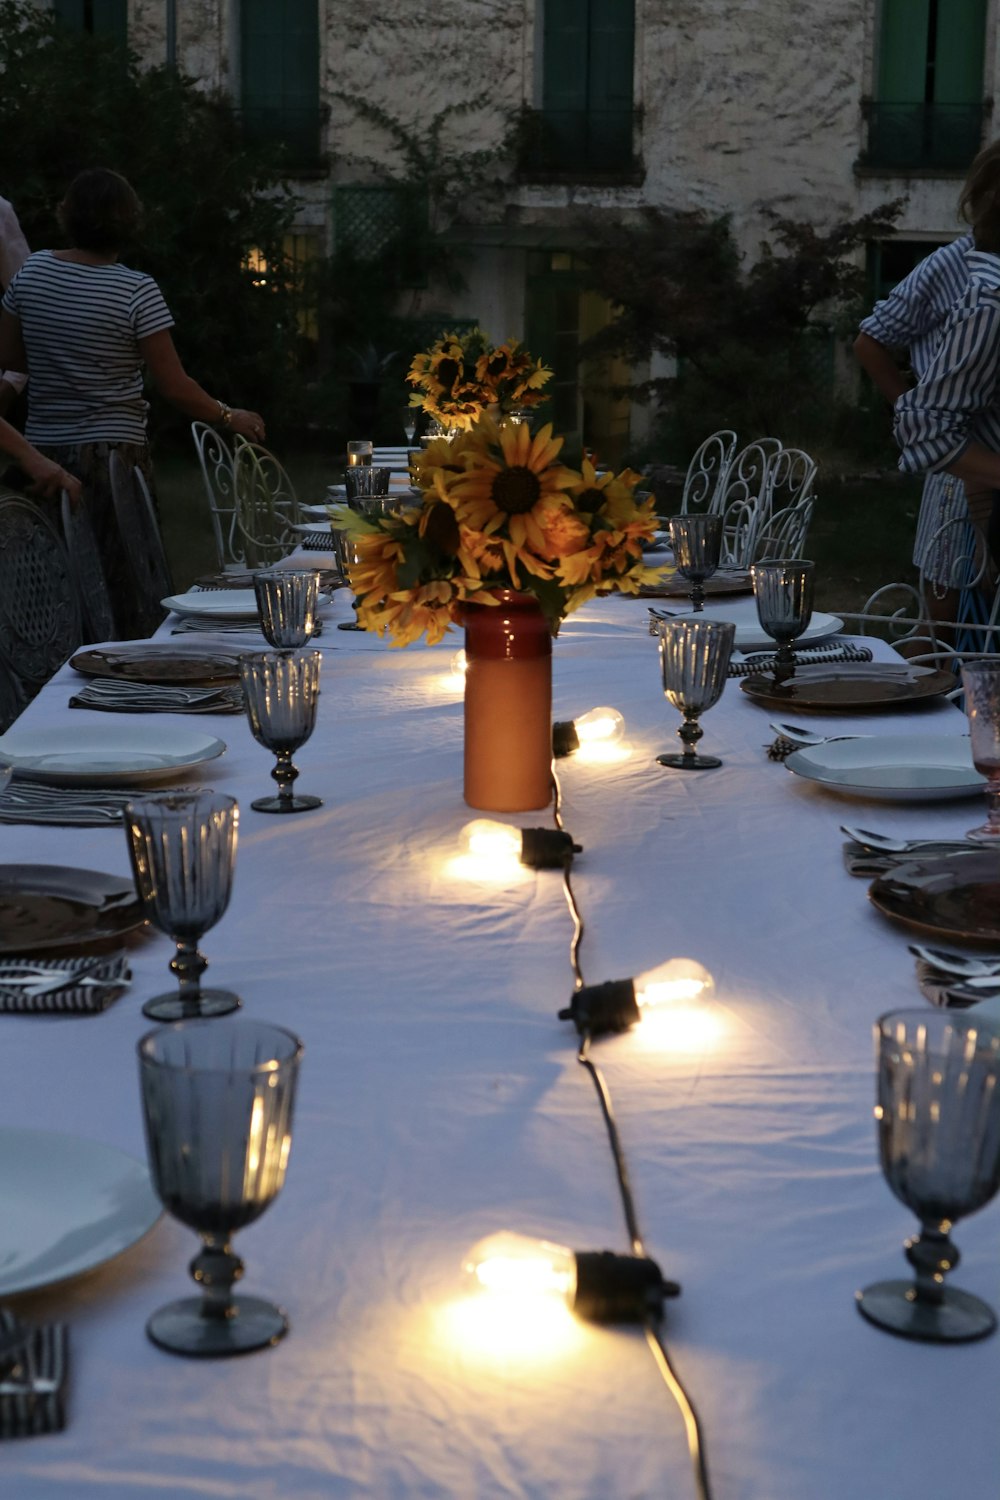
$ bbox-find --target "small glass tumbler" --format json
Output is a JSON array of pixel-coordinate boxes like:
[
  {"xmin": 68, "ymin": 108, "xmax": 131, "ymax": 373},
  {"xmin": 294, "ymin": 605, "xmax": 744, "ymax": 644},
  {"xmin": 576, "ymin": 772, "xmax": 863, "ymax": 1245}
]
[
  {"xmin": 331, "ymin": 528, "xmax": 364, "ymax": 630},
  {"xmin": 240, "ymin": 650, "xmax": 323, "ymax": 814},
  {"xmin": 750, "ymin": 558, "xmax": 815, "ymax": 678},
  {"xmin": 962, "ymin": 660, "xmax": 1000, "ymax": 841},
  {"xmin": 139, "ymin": 1018, "xmax": 303, "ymax": 1356},
  {"xmin": 346, "ymin": 440, "xmax": 373, "ymax": 467},
  {"xmin": 667, "ymin": 514, "xmax": 723, "ymax": 612},
  {"xmin": 253, "ymin": 570, "xmax": 320, "ymax": 651},
  {"xmin": 857, "ymin": 1009, "xmax": 1000, "ymax": 1343},
  {"xmin": 125, "ymin": 791, "xmax": 240, "ymax": 1021},
  {"xmin": 345, "ymin": 467, "xmax": 391, "ymax": 502},
  {"xmin": 656, "ymin": 617, "xmax": 736, "ymax": 769}
]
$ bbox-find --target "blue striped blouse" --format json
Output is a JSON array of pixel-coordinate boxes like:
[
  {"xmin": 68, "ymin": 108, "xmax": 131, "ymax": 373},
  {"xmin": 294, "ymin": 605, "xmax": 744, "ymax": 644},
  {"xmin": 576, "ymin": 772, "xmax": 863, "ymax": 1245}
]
[{"xmin": 894, "ymin": 249, "xmax": 1000, "ymax": 474}]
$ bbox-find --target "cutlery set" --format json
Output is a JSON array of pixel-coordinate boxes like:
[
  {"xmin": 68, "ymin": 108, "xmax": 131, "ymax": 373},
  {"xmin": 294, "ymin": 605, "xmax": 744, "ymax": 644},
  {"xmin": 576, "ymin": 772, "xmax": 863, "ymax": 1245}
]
[
  {"xmin": 0, "ymin": 781, "xmax": 201, "ymax": 827},
  {"xmin": 68, "ymin": 680, "xmax": 244, "ymax": 715},
  {"xmin": 0, "ymin": 953, "xmax": 132, "ymax": 1015}
]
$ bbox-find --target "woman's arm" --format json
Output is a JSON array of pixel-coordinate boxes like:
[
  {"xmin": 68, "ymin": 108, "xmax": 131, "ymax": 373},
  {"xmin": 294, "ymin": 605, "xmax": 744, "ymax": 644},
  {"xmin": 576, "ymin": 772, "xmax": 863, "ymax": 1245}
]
[
  {"xmin": 0, "ymin": 417, "xmax": 81, "ymax": 502},
  {"xmin": 853, "ymin": 331, "xmax": 910, "ymax": 405},
  {"xmin": 0, "ymin": 308, "xmax": 27, "ymax": 374},
  {"xmin": 139, "ymin": 329, "xmax": 266, "ymax": 441}
]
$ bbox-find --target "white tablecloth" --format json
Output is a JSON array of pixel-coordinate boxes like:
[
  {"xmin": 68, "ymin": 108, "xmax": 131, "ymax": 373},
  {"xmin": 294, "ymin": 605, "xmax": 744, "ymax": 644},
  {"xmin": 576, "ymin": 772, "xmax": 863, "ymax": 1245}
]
[{"xmin": 3, "ymin": 591, "xmax": 999, "ymax": 1499}]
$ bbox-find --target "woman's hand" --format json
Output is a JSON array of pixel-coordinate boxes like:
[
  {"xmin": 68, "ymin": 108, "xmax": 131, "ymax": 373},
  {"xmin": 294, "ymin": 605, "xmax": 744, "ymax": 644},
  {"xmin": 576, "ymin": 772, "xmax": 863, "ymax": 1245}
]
[
  {"xmin": 228, "ymin": 409, "xmax": 267, "ymax": 443},
  {"xmin": 23, "ymin": 451, "xmax": 82, "ymax": 504}
]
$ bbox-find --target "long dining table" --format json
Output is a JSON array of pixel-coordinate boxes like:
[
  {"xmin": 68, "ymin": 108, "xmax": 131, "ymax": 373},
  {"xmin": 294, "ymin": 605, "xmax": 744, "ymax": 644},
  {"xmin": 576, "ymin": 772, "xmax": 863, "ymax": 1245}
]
[{"xmin": 3, "ymin": 583, "xmax": 1000, "ymax": 1500}]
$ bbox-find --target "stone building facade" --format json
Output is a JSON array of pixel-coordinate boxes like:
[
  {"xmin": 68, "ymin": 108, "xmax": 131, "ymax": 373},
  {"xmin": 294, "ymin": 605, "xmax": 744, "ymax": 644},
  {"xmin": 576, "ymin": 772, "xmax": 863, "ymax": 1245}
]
[{"xmin": 43, "ymin": 0, "xmax": 1000, "ymax": 452}]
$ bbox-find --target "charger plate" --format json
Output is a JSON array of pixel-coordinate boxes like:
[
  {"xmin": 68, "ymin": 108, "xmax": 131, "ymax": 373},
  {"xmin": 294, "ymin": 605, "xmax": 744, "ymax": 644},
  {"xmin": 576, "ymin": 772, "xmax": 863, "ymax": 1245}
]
[
  {"xmin": 869, "ymin": 849, "xmax": 1000, "ymax": 946},
  {"xmin": 643, "ymin": 569, "xmax": 753, "ymax": 598},
  {"xmin": 0, "ymin": 863, "xmax": 144, "ymax": 954},
  {"xmin": 741, "ymin": 663, "xmax": 955, "ymax": 712},
  {"xmin": 70, "ymin": 645, "xmax": 243, "ymax": 687},
  {"xmin": 0, "ymin": 1127, "xmax": 161, "ymax": 1295}
]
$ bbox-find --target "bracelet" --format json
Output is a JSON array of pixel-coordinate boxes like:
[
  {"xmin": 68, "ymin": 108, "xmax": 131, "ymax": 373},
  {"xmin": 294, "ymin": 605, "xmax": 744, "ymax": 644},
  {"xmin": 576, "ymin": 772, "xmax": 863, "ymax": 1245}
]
[{"xmin": 217, "ymin": 401, "xmax": 233, "ymax": 429}]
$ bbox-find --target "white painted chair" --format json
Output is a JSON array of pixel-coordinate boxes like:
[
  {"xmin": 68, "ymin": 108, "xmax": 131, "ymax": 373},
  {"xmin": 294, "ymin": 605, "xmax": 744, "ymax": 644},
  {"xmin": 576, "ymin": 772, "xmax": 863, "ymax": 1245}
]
[
  {"xmin": 232, "ymin": 438, "xmax": 301, "ymax": 569},
  {"xmin": 191, "ymin": 421, "xmax": 240, "ymax": 570},
  {"xmin": 679, "ymin": 429, "xmax": 738, "ymax": 514}
]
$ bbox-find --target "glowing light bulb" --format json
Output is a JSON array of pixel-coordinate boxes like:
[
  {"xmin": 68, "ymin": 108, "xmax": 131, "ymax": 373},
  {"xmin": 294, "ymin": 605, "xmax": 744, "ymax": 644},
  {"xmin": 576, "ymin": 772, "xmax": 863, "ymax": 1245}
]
[
  {"xmin": 461, "ymin": 819, "xmax": 522, "ymax": 861},
  {"xmin": 574, "ymin": 706, "xmax": 625, "ymax": 747},
  {"xmin": 450, "ymin": 649, "xmax": 468, "ymax": 682},
  {"xmin": 465, "ymin": 1232, "xmax": 577, "ymax": 1308},
  {"xmin": 633, "ymin": 957, "xmax": 714, "ymax": 1012},
  {"xmin": 458, "ymin": 821, "xmax": 580, "ymax": 871}
]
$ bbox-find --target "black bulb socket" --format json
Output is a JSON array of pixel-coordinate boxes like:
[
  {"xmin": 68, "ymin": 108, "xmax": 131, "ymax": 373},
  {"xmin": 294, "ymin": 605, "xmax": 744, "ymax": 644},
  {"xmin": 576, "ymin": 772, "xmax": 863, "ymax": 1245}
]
[
  {"xmin": 573, "ymin": 1251, "xmax": 680, "ymax": 1322},
  {"xmin": 559, "ymin": 977, "xmax": 639, "ymax": 1035},
  {"xmin": 552, "ymin": 720, "xmax": 580, "ymax": 758},
  {"xmin": 519, "ymin": 827, "xmax": 582, "ymax": 869}
]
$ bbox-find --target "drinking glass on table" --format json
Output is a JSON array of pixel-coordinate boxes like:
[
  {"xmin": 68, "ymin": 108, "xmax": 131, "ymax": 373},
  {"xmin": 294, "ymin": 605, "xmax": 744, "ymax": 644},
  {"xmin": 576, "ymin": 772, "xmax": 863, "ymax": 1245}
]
[
  {"xmin": 856, "ymin": 1009, "xmax": 1000, "ymax": 1343},
  {"xmin": 750, "ymin": 558, "xmax": 815, "ymax": 679},
  {"xmin": 345, "ymin": 466, "xmax": 391, "ymax": 502},
  {"xmin": 656, "ymin": 617, "xmax": 735, "ymax": 770},
  {"xmin": 402, "ymin": 408, "xmax": 417, "ymax": 444},
  {"xmin": 138, "ymin": 1017, "xmax": 302, "ymax": 1356},
  {"xmin": 330, "ymin": 527, "xmax": 363, "ymax": 630},
  {"xmin": 667, "ymin": 514, "xmax": 722, "ymax": 612},
  {"xmin": 240, "ymin": 650, "xmax": 323, "ymax": 814},
  {"xmin": 253, "ymin": 569, "xmax": 320, "ymax": 652},
  {"xmin": 962, "ymin": 660, "xmax": 1000, "ymax": 841},
  {"xmin": 124, "ymin": 791, "xmax": 240, "ymax": 1021},
  {"xmin": 346, "ymin": 440, "xmax": 372, "ymax": 467}
]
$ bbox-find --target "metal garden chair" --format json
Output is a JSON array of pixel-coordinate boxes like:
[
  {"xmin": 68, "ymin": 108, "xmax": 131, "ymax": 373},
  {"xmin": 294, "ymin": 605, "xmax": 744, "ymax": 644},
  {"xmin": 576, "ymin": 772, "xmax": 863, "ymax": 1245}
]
[
  {"xmin": 108, "ymin": 450, "xmax": 173, "ymax": 637},
  {"xmin": 679, "ymin": 429, "xmax": 738, "ymax": 514},
  {"xmin": 0, "ymin": 494, "xmax": 81, "ymax": 699},
  {"xmin": 191, "ymin": 420, "xmax": 240, "ymax": 570},
  {"xmin": 60, "ymin": 489, "xmax": 117, "ymax": 643}
]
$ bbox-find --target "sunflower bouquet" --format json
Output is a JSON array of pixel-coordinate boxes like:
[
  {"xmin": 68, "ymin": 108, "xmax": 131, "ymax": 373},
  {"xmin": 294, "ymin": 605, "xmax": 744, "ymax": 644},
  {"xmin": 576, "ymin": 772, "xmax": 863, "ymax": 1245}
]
[
  {"xmin": 329, "ymin": 416, "xmax": 667, "ymax": 646},
  {"xmin": 406, "ymin": 329, "xmax": 553, "ymax": 432}
]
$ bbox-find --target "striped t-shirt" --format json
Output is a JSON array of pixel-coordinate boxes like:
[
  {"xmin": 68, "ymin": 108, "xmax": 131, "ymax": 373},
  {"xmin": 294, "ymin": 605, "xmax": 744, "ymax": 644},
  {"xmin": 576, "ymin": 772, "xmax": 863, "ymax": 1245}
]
[{"xmin": 1, "ymin": 251, "xmax": 174, "ymax": 444}]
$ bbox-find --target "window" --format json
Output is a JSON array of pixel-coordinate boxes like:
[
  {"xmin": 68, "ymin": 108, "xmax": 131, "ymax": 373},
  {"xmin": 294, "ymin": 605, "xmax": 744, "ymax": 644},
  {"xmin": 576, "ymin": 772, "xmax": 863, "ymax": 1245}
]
[
  {"xmin": 866, "ymin": 238, "xmax": 951, "ymax": 302},
  {"xmin": 333, "ymin": 185, "xmax": 429, "ymax": 289},
  {"xmin": 52, "ymin": 0, "xmax": 126, "ymax": 42},
  {"xmin": 866, "ymin": 0, "xmax": 987, "ymax": 169},
  {"xmin": 522, "ymin": 0, "xmax": 636, "ymax": 178},
  {"xmin": 240, "ymin": 0, "xmax": 320, "ymax": 168}
]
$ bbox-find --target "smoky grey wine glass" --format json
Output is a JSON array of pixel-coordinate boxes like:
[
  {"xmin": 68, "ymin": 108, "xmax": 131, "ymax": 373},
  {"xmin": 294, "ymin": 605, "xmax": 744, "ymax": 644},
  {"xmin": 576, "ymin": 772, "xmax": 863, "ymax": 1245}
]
[
  {"xmin": 138, "ymin": 1018, "xmax": 302, "ymax": 1357},
  {"xmin": 656, "ymin": 617, "xmax": 736, "ymax": 770},
  {"xmin": 750, "ymin": 558, "xmax": 815, "ymax": 679},
  {"xmin": 345, "ymin": 466, "xmax": 391, "ymax": 501},
  {"xmin": 124, "ymin": 791, "xmax": 240, "ymax": 1022},
  {"xmin": 253, "ymin": 569, "xmax": 320, "ymax": 651},
  {"xmin": 331, "ymin": 526, "xmax": 365, "ymax": 630},
  {"xmin": 667, "ymin": 514, "xmax": 723, "ymax": 612},
  {"xmin": 240, "ymin": 650, "xmax": 322, "ymax": 814},
  {"xmin": 961, "ymin": 660, "xmax": 1000, "ymax": 842},
  {"xmin": 856, "ymin": 1009, "xmax": 1000, "ymax": 1343}
]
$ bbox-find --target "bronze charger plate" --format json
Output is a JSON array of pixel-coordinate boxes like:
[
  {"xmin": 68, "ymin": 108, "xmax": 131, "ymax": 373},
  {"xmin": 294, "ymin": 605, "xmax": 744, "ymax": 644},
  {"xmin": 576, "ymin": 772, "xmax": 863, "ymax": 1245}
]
[
  {"xmin": 869, "ymin": 849, "xmax": 1000, "ymax": 946},
  {"xmin": 739, "ymin": 663, "xmax": 955, "ymax": 713},
  {"xmin": 0, "ymin": 864, "xmax": 145, "ymax": 955},
  {"xmin": 645, "ymin": 569, "xmax": 753, "ymax": 599},
  {"xmin": 70, "ymin": 645, "xmax": 243, "ymax": 688}
]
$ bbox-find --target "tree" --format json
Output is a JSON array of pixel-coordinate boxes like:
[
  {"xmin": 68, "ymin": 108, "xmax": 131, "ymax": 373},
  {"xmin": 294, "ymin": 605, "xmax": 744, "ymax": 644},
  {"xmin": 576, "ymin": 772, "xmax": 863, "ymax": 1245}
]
[
  {"xmin": 0, "ymin": 0, "xmax": 302, "ymax": 437},
  {"xmin": 574, "ymin": 202, "xmax": 904, "ymax": 460}
]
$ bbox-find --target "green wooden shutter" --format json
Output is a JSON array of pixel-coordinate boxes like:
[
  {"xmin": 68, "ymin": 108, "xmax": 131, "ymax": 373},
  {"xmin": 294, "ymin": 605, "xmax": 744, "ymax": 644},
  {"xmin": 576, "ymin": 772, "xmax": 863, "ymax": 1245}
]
[
  {"xmin": 542, "ymin": 0, "xmax": 589, "ymax": 165},
  {"xmin": 588, "ymin": 0, "xmax": 634, "ymax": 166},
  {"xmin": 541, "ymin": 0, "xmax": 633, "ymax": 169},
  {"xmin": 877, "ymin": 0, "xmax": 930, "ymax": 101},
  {"xmin": 241, "ymin": 0, "xmax": 319, "ymax": 164},
  {"xmin": 53, "ymin": 0, "xmax": 126, "ymax": 41},
  {"xmin": 933, "ymin": 0, "xmax": 986, "ymax": 100}
]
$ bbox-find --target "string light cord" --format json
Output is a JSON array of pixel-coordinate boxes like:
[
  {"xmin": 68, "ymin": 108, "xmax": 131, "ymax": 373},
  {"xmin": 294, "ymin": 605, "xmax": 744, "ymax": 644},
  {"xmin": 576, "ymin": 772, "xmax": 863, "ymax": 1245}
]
[{"xmin": 550, "ymin": 764, "xmax": 715, "ymax": 1500}]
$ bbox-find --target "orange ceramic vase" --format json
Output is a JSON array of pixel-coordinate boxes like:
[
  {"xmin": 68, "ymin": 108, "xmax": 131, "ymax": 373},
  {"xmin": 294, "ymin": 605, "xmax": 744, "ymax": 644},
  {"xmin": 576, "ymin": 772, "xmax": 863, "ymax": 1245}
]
[{"xmin": 462, "ymin": 591, "xmax": 553, "ymax": 812}]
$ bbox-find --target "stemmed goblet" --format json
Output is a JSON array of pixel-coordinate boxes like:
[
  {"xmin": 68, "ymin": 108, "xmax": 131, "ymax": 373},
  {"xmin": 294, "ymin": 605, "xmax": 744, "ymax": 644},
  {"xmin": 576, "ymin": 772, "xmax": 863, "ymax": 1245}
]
[
  {"xmin": 124, "ymin": 791, "xmax": 240, "ymax": 1021},
  {"xmin": 656, "ymin": 617, "xmax": 736, "ymax": 770},
  {"xmin": 402, "ymin": 408, "xmax": 417, "ymax": 444},
  {"xmin": 138, "ymin": 1018, "xmax": 303, "ymax": 1356},
  {"xmin": 857, "ymin": 1009, "xmax": 1000, "ymax": 1342},
  {"xmin": 240, "ymin": 650, "xmax": 322, "ymax": 814},
  {"xmin": 750, "ymin": 558, "xmax": 815, "ymax": 680},
  {"xmin": 253, "ymin": 569, "xmax": 320, "ymax": 652},
  {"xmin": 667, "ymin": 514, "xmax": 723, "ymax": 612},
  {"xmin": 961, "ymin": 660, "xmax": 1000, "ymax": 841},
  {"xmin": 331, "ymin": 526, "xmax": 365, "ymax": 631}
]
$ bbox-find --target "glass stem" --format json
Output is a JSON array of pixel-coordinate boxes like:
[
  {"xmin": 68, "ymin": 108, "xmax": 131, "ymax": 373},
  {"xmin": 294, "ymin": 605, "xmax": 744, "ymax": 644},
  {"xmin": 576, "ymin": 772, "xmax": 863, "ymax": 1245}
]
[
  {"xmin": 191, "ymin": 1234, "xmax": 244, "ymax": 1321},
  {"xmin": 170, "ymin": 939, "xmax": 207, "ymax": 1009},
  {"xmin": 678, "ymin": 711, "xmax": 703, "ymax": 763},
  {"xmin": 272, "ymin": 750, "xmax": 299, "ymax": 808},
  {"xmin": 985, "ymin": 775, "xmax": 1000, "ymax": 834},
  {"xmin": 904, "ymin": 1221, "xmax": 959, "ymax": 1307},
  {"xmin": 690, "ymin": 579, "xmax": 705, "ymax": 612}
]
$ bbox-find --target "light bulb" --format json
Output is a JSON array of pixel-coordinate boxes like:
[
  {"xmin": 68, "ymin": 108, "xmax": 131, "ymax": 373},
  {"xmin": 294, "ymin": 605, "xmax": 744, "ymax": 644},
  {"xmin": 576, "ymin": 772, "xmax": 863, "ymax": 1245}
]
[
  {"xmin": 450, "ymin": 649, "xmax": 468, "ymax": 682},
  {"xmin": 465, "ymin": 1232, "xmax": 577, "ymax": 1308},
  {"xmin": 559, "ymin": 958, "xmax": 714, "ymax": 1036},
  {"xmin": 459, "ymin": 821, "xmax": 581, "ymax": 870},
  {"xmin": 574, "ymin": 706, "xmax": 625, "ymax": 747},
  {"xmin": 463, "ymin": 1233, "xmax": 677, "ymax": 1322},
  {"xmin": 633, "ymin": 958, "xmax": 714, "ymax": 1011}
]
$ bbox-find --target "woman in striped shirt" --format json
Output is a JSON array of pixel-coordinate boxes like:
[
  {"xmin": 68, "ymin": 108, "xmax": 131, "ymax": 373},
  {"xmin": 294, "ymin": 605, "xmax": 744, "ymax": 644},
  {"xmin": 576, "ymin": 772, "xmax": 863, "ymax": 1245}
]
[{"xmin": 0, "ymin": 168, "xmax": 265, "ymax": 636}]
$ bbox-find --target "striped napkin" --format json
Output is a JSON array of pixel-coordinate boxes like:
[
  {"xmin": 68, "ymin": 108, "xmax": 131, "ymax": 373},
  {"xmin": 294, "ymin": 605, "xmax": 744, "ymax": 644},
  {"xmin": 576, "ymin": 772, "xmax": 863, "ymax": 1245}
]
[
  {"xmin": 727, "ymin": 643, "xmax": 874, "ymax": 678},
  {"xmin": 68, "ymin": 680, "xmax": 244, "ymax": 714},
  {"xmin": 0, "ymin": 1308, "xmax": 68, "ymax": 1437},
  {"xmin": 0, "ymin": 953, "xmax": 131, "ymax": 1015},
  {"xmin": 0, "ymin": 782, "xmax": 201, "ymax": 827}
]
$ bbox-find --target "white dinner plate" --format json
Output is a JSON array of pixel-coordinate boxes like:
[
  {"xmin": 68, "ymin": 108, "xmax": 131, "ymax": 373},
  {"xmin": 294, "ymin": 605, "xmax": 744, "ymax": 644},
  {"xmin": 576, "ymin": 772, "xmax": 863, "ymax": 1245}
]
[
  {"xmin": 0, "ymin": 1127, "xmax": 161, "ymax": 1296},
  {"xmin": 162, "ymin": 589, "xmax": 259, "ymax": 620},
  {"xmin": 665, "ymin": 596, "xmax": 843, "ymax": 651},
  {"xmin": 0, "ymin": 723, "xmax": 226, "ymax": 785},
  {"xmin": 784, "ymin": 734, "xmax": 985, "ymax": 802}
]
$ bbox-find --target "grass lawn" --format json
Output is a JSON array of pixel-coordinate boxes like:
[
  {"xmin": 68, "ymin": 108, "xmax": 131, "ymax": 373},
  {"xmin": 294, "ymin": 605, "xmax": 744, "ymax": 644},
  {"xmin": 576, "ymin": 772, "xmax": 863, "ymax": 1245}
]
[{"xmin": 153, "ymin": 439, "xmax": 927, "ymax": 618}]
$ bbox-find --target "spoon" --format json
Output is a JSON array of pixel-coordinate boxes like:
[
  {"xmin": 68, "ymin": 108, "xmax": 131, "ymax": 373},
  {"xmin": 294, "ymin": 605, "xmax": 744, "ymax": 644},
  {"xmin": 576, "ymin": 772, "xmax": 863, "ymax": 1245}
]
[
  {"xmin": 908, "ymin": 943, "xmax": 1000, "ymax": 976},
  {"xmin": 841, "ymin": 825, "xmax": 973, "ymax": 855},
  {"xmin": 771, "ymin": 722, "xmax": 861, "ymax": 748}
]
